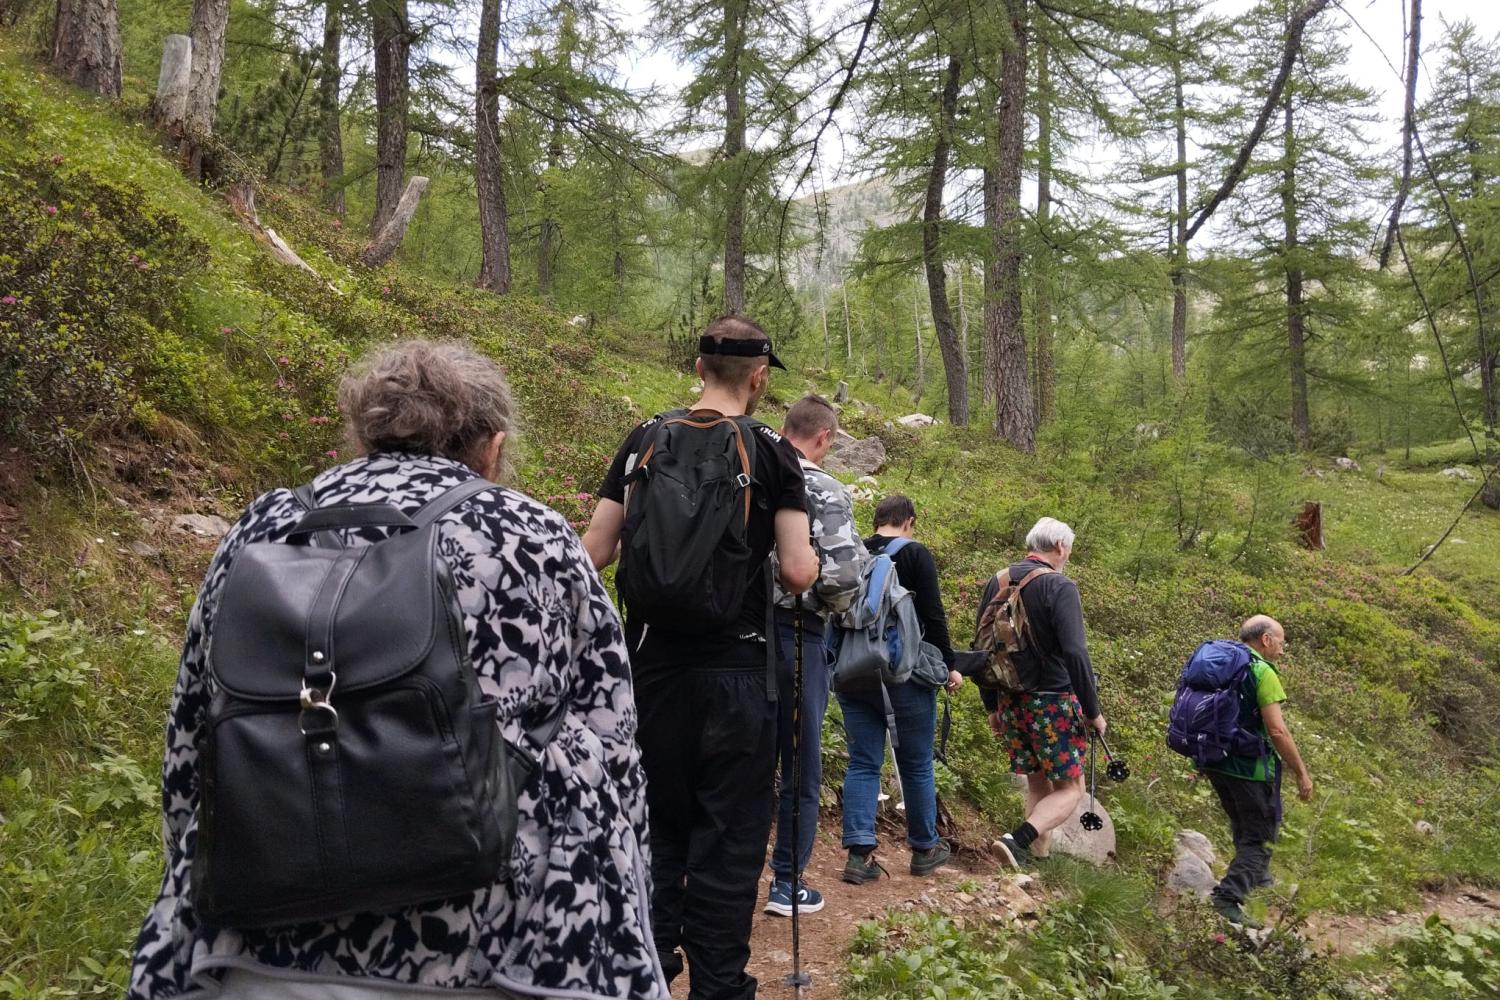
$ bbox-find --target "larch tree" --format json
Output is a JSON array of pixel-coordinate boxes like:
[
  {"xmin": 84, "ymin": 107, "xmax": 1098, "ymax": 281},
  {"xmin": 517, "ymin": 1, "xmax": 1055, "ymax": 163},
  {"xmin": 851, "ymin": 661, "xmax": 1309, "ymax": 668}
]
[
  {"xmin": 319, "ymin": 0, "xmax": 346, "ymax": 215},
  {"xmin": 370, "ymin": 0, "xmax": 410, "ymax": 236},
  {"xmin": 475, "ymin": 0, "xmax": 511, "ymax": 293},
  {"xmin": 51, "ymin": 0, "xmax": 121, "ymax": 97},
  {"xmin": 185, "ymin": 0, "xmax": 230, "ymax": 136}
]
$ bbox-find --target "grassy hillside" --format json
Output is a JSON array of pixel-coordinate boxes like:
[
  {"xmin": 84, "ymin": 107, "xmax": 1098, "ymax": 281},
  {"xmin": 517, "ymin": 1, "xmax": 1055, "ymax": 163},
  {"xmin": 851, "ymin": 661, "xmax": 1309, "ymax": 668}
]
[{"xmin": 3, "ymin": 44, "xmax": 1500, "ymax": 999}]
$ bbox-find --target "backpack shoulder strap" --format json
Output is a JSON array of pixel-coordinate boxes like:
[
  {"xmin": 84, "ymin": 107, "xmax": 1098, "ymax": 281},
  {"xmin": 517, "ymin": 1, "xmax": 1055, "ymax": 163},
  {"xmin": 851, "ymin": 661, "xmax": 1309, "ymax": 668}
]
[
  {"xmin": 884, "ymin": 537, "xmax": 913, "ymax": 556},
  {"xmin": 292, "ymin": 482, "xmax": 318, "ymax": 510},
  {"xmin": 412, "ymin": 477, "xmax": 498, "ymax": 527},
  {"xmin": 1014, "ymin": 565, "xmax": 1056, "ymax": 592}
]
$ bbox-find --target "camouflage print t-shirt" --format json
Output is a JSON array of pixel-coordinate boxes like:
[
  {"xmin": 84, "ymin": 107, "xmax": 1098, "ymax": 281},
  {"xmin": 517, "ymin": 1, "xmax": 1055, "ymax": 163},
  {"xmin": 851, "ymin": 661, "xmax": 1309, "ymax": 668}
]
[{"xmin": 773, "ymin": 457, "xmax": 867, "ymax": 618}]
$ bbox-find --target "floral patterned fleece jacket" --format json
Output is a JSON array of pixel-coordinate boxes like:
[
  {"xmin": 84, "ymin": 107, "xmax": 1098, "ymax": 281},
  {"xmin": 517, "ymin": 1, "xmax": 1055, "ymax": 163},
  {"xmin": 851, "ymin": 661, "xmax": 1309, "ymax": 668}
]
[{"xmin": 126, "ymin": 453, "xmax": 667, "ymax": 1000}]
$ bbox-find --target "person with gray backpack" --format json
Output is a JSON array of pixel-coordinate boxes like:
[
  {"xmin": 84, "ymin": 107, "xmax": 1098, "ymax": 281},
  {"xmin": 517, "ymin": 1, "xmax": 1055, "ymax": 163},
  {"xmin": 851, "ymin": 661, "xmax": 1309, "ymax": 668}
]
[
  {"xmin": 835, "ymin": 495, "xmax": 961, "ymax": 885},
  {"xmin": 127, "ymin": 341, "xmax": 665, "ymax": 1000}
]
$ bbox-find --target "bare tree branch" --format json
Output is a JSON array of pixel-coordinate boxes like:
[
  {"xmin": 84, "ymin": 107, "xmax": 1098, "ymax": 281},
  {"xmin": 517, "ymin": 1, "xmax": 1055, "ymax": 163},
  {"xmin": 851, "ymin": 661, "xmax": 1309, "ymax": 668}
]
[
  {"xmin": 1183, "ymin": 0, "xmax": 1333, "ymax": 243},
  {"xmin": 1378, "ymin": 0, "xmax": 1421, "ymax": 269}
]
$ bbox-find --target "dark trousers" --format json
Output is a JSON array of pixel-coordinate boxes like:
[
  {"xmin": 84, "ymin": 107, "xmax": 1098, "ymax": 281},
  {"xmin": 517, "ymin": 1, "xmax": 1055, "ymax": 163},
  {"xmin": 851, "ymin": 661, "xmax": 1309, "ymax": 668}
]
[
  {"xmin": 769, "ymin": 609, "xmax": 830, "ymax": 881},
  {"xmin": 635, "ymin": 664, "xmax": 777, "ymax": 1000},
  {"xmin": 1207, "ymin": 770, "xmax": 1280, "ymax": 905}
]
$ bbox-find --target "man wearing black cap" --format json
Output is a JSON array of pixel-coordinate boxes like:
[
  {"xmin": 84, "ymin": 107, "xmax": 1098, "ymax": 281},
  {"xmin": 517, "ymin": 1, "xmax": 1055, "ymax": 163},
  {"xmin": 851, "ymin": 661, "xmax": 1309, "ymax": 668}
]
[{"xmin": 584, "ymin": 314, "xmax": 818, "ymax": 1000}]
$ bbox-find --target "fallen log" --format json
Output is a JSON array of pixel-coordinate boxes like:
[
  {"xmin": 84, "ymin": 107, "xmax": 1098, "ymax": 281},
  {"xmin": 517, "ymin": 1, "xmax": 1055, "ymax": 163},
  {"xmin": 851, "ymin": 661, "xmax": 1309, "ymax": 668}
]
[{"xmin": 362, "ymin": 176, "xmax": 429, "ymax": 267}]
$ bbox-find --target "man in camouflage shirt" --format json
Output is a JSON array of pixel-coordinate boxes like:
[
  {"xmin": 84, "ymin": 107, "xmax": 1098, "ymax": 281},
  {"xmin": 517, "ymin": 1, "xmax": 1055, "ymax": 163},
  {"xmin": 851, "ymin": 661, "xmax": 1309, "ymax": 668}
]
[{"xmin": 765, "ymin": 395, "xmax": 868, "ymax": 916}]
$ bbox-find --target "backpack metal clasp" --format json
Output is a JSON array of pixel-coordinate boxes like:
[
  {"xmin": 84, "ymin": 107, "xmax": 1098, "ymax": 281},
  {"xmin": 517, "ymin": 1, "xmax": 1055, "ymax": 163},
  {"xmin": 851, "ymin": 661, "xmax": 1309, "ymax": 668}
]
[{"xmin": 298, "ymin": 673, "xmax": 339, "ymax": 734}]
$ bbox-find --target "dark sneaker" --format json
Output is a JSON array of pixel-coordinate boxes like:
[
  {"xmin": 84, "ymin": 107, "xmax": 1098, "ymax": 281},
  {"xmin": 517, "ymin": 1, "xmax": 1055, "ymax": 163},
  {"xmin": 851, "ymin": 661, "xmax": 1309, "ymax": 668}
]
[
  {"xmin": 764, "ymin": 878, "xmax": 825, "ymax": 916},
  {"xmin": 911, "ymin": 840, "xmax": 952, "ymax": 876},
  {"xmin": 1213, "ymin": 898, "xmax": 1264, "ymax": 929},
  {"xmin": 996, "ymin": 833, "xmax": 1033, "ymax": 870},
  {"xmin": 843, "ymin": 848, "xmax": 883, "ymax": 885}
]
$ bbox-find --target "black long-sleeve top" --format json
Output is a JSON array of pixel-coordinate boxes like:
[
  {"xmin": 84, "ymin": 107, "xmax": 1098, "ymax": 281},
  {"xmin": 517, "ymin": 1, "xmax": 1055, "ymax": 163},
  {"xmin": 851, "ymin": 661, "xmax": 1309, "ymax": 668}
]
[
  {"xmin": 866, "ymin": 534, "xmax": 955, "ymax": 668},
  {"xmin": 974, "ymin": 557, "xmax": 1100, "ymax": 718}
]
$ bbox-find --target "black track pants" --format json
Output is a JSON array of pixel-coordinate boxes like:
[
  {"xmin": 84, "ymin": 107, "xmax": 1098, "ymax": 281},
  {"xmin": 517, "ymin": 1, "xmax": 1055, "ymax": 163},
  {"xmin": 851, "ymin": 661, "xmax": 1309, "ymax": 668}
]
[
  {"xmin": 635, "ymin": 665, "xmax": 777, "ymax": 1000},
  {"xmin": 1207, "ymin": 770, "xmax": 1280, "ymax": 905}
]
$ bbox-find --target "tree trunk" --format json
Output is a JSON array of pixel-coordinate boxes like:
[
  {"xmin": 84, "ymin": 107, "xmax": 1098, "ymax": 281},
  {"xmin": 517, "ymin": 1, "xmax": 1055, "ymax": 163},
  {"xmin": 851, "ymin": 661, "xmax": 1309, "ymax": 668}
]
[
  {"xmin": 51, "ymin": 0, "xmax": 122, "ymax": 97},
  {"xmin": 363, "ymin": 175, "xmax": 428, "ymax": 266},
  {"xmin": 981, "ymin": 168, "xmax": 998, "ymax": 405},
  {"xmin": 370, "ymin": 0, "xmax": 410, "ymax": 236},
  {"xmin": 923, "ymin": 54, "xmax": 970, "ymax": 426},
  {"xmin": 722, "ymin": 0, "xmax": 747, "ymax": 313},
  {"xmin": 475, "ymin": 0, "xmax": 511, "ymax": 293},
  {"xmin": 319, "ymin": 0, "xmax": 346, "ymax": 215},
  {"xmin": 537, "ymin": 124, "xmax": 563, "ymax": 299},
  {"xmin": 1377, "ymin": 0, "xmax": 1421, "ymax": 269},
  {"xmin": 912, "ymin": 280, "xmax": 926, "ymax": 402},
  {"xmin": 820, "ymin": 285, "xmax": 830, "ymax": 369},
  {"xmin": 842, "ymin": 282, "xmax": 853, "ymax": 364},
  {"xmin": 1169, "ymin": 0, "xmax": 1189, "ymax": 381},
  {"xmin": 1282, "ymin": 91, "xmax": 1310, "ymax": 448},
  {"xmin": 1034, "ymin": 41, "xmax": 1055, "ymax": 422},
  {"xmin": 987, "ymin": 0, "xmax": 1036, "ymax": 452},
  {"xmin": 184, "ymin": 0, "xmax": 229, "ymax": 134},
  {"xmin": 153, "ymin": 34, "xmax": 191, "ymax": 130}
]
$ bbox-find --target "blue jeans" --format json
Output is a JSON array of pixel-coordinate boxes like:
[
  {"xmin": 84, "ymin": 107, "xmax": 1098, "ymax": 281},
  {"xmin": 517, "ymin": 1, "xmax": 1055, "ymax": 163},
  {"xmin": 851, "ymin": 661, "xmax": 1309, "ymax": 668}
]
[
  {"xmin": 838, "ymin": 682, "xmax": 939, "ymax": 851},
  {"xmin": 769, "ymin": 610, "xmax": 830, "ymax": 880}
]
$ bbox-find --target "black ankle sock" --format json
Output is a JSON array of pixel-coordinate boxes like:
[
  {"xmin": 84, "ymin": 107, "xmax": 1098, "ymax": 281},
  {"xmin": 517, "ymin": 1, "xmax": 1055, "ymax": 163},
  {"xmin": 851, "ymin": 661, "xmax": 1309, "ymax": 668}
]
[
  {"xmin": 1012, "ymin": 822, "xmax": 1039, "ymax": 850},
  {"xmin": 852, "ymin": 845, "xmax": 875, "ymax": 858}
]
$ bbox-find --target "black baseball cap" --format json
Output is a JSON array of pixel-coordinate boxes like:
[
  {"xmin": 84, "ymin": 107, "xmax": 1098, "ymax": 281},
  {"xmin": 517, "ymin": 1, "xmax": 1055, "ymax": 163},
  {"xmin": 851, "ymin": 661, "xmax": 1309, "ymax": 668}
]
[{"xmin": 698, "ymin": 334, "xmax": 787, "ymax": 370}]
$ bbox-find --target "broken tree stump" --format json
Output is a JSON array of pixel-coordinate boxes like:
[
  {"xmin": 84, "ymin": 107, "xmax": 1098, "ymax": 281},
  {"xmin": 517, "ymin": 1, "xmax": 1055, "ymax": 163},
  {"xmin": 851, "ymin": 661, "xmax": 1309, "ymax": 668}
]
[
  {"xmin": 1294, "ymin": 500, "xmax": 1324, "ymax": 550},
  {"xmin": 362, "ymin": 176, "xmax": 429, "ymax": 267},
  {"xmin": 153, "ymin": 34, "xmax": 192, "ymax": 133}
]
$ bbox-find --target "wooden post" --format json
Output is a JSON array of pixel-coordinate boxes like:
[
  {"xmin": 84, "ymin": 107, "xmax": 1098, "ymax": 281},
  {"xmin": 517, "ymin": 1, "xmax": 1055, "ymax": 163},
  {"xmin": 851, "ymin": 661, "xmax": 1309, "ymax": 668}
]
[
  {"xmin": 154, "ymin": 34, "xmax": 192, "ymax": 132},
  {"xmin": 362, "ymin": 176, "xmax": 429, "ymax": 267}
]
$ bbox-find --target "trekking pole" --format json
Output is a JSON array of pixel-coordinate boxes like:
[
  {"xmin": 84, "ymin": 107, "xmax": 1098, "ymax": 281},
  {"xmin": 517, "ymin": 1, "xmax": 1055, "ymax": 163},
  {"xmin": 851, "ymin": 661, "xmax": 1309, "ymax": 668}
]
[
  {"xmin": 784, "ymin": 594, "xmax": 811, "ymax": 995},
  {"xmin": 1080, "ymin": 733, "xmax": 1104, "ymax": 832}
]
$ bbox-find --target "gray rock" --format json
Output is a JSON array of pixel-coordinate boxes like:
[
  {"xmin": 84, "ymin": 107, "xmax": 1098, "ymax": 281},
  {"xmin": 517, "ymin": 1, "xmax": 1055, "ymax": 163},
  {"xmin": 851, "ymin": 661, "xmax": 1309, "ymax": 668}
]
[
  {"xmin": 896, "ymin": 413, "xmax": 936, "ymax": 428},
  {"xmin": 825, "ymin": 435, "xmax": 887, "ymax": 476},
  {"xmin": 1168, "ymin": 853, "xmax": 1218, "ymax": 897},
  {"xmin": 128, "ymin": 540, "xmax": 162, "ymax": 559},
  {"xmin": 1050, "ymin": 798, "xmax": 1116, "ymax": 866},
  {"xmin": 1174, "ymin": 829, "xmax": 1217, "ymax": 867},
  {"xmin": 171, "ymin": 514, "xmax": 232, "ymax": 539},
  {"xmin": 1333, "ymin": 457, "xmax": 1361, "ymax": 472},
  {"xmin": 834, "ymin": 380, "xmax": 849, "ymax": 404},
  {"xmin": 1415, "ymin": 820, "xmax": 1436, "ymax": 836},
  {"xmin": 1441, "ymin": 467, "xmax": 1477, "ymax": 481}
]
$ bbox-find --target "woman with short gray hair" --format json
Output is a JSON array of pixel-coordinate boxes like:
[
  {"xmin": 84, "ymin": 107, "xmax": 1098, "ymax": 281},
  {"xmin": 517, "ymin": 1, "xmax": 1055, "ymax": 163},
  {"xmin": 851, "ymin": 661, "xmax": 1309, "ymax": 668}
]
[{"xmin": 128, "ymin": 341, "xmax": 665, "ymax": 1000}]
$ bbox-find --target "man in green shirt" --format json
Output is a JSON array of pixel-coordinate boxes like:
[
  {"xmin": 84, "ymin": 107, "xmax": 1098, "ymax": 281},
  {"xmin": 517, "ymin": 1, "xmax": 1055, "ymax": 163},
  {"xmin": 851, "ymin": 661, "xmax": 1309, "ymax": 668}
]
[{"xmin": 1205, "ymin": 615, "xmax": 1314, "ymax": 928}]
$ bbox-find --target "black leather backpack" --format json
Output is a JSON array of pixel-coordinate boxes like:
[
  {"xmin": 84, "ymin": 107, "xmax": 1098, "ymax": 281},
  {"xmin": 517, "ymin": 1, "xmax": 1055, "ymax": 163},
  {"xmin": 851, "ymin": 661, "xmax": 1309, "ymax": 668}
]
[{"xmin": 191, "ymin": 477, "xmax": 560, "ymax": 928}]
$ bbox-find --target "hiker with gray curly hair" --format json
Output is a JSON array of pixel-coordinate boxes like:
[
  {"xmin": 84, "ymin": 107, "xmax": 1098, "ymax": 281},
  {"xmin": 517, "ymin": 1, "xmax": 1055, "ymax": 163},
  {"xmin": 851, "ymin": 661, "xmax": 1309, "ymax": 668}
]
[
  {"xmin": 128, "ymin": 340, "xmax": 665, "ymax": 1000},
  {"xmin": 974, "ymin": 516, "xmax": 1105, "ymax": 870}
]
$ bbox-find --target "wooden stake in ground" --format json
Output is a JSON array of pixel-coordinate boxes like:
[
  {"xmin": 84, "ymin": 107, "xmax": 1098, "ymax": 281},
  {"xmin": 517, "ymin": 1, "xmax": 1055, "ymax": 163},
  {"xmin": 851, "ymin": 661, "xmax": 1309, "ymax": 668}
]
[{"xmin": 363, "ymin": 176, "xmax": 429, "ymax": 267}]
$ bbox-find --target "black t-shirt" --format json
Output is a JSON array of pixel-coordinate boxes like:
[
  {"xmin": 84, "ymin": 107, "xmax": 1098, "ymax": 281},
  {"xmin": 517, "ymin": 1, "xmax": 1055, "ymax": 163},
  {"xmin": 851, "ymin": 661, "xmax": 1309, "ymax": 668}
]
[
  {"xmin": 599, "ymin": 410, "xmax": 807, "ymax": 669},
  {"xmin": 865, "ymin": 535, "xmax": 955, "ymax": 668},
  {"xmin": 974, "ymin": 558, "xmax": 1100, "ymax": 717}
]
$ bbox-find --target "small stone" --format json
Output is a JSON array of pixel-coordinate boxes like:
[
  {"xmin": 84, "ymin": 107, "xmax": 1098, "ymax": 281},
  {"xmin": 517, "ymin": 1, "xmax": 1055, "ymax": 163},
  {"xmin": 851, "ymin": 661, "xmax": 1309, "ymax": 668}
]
[
  {"xmin": 955, "ymin": 892, "xmax": 975, "ymax": 905},
  {"xmin": 1414, "ymin": 820, "xmax": 1436, "ymax": 836},
  {"xmin": 1173, "ymin": 829, "xmax": 1217, "ymax": 867},
  {"xmin": 1440, "ymin": 467, "xmax": 1477, "ymax": 481},
  {"xmin": 896, "ymin": 413, "xmax": 936, "ymax": 428},
  {"xmin": 128, "ymin": 540, "xmax": 161, "ymax": 559},
  {"xmin": 171, "ymin": 514, "xmax": 233, "ymax": 539},
  {"xmin": 1333, "ymin": 457, "xmax": 1361, "ymax": 472},
  {"xmin": 825, "ymin": 435, "xmax": 887, "ymax": 476}
]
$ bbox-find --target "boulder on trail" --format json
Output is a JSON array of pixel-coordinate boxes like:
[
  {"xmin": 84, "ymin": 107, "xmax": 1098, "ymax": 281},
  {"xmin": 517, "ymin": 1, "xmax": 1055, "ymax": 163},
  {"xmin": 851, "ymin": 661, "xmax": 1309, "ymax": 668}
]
[
  {"xmin": 1049, "ymin": 798, "xmax": 1115, "ymax": 865},
  {"xmin": 826, "ymin": 435, "xmax": 887, "ymax": 476},
  {"xmin": 897, "ymin": 413, "xmax": 936, "ymax": 428},
  {"xmin": 1168, "ymin": 830, "xmax": 1218, "ymax": 897}
]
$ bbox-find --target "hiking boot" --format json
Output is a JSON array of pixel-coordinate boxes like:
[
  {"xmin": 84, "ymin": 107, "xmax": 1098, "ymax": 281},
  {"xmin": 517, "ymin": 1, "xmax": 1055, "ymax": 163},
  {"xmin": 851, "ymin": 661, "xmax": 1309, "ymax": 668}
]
[
  {"xmin": 1213, "ymin": 898, "xmax": 1264, "ymax": 929},
  {"xmin": 911, "ymin": 840, "xmax": 952, "ymax": 876},
  {"xmin": 764, "ymin": 878, "xmax": 825, "ymax": 916},
  {"xmin": 996, "ymin": 833, "xmax": 1033, "ymax": 870},
  {"xmin": 843, "ymin": 848, "xmax": 884, "ymax": 885}
]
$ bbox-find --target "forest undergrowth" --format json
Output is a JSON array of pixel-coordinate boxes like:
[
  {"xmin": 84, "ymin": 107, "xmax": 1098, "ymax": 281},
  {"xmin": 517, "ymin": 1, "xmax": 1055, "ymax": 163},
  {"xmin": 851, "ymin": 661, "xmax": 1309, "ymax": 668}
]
[{"xmin": 1, "ymin": 42, "xmax": 1499, "ymax": 1000}]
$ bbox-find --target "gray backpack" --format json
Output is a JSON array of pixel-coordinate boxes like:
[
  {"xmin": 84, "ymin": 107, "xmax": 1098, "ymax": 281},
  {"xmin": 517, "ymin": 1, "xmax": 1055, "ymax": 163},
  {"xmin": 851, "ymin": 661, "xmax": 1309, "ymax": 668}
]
[{"xmin": 827, "ymin": 538, "xmax": 947, "ymax": 744}]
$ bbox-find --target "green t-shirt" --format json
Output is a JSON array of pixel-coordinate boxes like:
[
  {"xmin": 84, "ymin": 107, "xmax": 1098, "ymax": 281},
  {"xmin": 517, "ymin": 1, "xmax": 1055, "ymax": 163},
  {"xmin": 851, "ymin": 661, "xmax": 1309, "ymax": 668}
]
[{"xmin": 1204, "ymin": 652, "xmax": 1286, "ymax": 782}]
